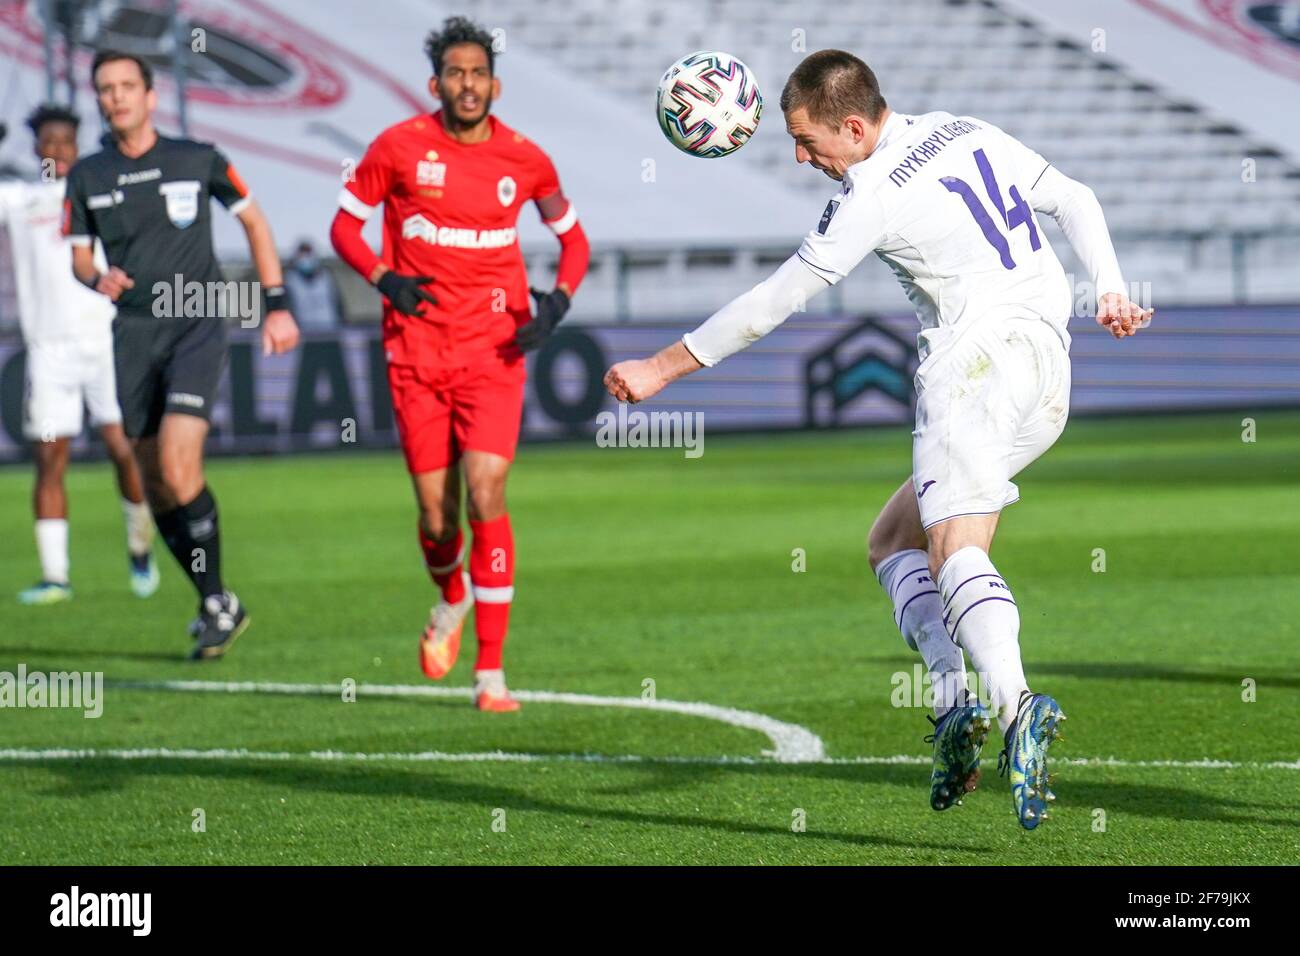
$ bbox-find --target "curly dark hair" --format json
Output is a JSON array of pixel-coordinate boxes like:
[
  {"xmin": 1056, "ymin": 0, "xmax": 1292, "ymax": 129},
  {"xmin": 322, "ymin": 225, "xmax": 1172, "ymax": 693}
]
[
  {"xmin": 25, "ymin": 102, "xmax": 80, "ymax": 138},
  {"xmin": 424, "ymin": 15, "xmax": 495, "ymax": 77}
]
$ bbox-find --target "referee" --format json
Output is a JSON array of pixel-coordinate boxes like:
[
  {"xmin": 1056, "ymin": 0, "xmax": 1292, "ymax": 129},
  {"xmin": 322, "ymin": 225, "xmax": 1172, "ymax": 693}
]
[{"xmin": 65, "ymin": 50, "xmax": 300, "ymax": 659}]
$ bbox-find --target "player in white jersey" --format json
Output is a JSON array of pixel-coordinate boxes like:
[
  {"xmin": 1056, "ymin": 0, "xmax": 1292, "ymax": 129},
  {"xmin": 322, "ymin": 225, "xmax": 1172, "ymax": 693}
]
[
  {"xmin": 604, "ymin": 51, "xmax": 1151, "ymax": 830},
  {"xmin": 0, "ymin": 105, "xmax": 158, "ymax": 604}
]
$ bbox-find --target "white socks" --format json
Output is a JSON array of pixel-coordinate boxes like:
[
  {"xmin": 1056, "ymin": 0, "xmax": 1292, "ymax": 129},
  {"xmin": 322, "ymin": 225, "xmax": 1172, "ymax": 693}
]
[
  {"xmin": 122, "ymin": 498, "xmax": 154, "ymax": 557},
  {"xmin": 33, "ymin": 504, "xmax": 151, "ymax": 588},
  {"xmin": 937, "ymin": 545, "xmax": 1028, "ymax": 733},
  {"xmin": 35, "ymin": 518, "xmax": 69, "ymax": 585},
  {"xmin": 876, "ymin": 549, "xmax": 968, "ymax": 716},
  {"xmin": 473, "ymin": 668, "xmax": 506, "ymax": 696}
]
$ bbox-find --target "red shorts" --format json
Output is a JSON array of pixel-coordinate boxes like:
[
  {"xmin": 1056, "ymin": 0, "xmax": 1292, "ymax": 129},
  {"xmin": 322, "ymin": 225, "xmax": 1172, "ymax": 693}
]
[{"xmin": 388, "ymin": 359, "xmax": 526, "ymax": 474}]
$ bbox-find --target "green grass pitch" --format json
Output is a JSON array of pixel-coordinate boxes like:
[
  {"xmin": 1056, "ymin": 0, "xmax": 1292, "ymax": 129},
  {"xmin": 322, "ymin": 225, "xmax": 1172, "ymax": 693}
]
[{"xmin": 1, "ymin": 411, "xmax": 1297, "ymax": 865}]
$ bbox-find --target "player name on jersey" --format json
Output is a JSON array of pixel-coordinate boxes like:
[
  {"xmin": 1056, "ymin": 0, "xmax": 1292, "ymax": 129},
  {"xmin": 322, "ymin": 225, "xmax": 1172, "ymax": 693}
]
[{"xmin": 887, "ymin": 119, "xmax": 982, "ymax": 187}]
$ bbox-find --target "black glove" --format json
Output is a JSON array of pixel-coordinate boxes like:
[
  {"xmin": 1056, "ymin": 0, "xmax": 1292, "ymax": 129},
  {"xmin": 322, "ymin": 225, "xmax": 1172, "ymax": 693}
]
[
  {"xmin": 377, "ymin": 270, "xmax": 437, "ymax": 317},
  {"xmin": 516, "ymin": 287, "xmax": 570, "ymax": 352}
]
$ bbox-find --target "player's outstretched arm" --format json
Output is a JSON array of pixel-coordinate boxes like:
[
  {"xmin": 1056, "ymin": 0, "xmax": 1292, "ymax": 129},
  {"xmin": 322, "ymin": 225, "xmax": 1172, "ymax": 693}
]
[
  {"xmin": 604, "ymin": 253, "xmax": 829, "ymax": 403},
  {"xmin": 605, "ymin": 341, "xmax": 702, "ymax": 404},
  {"xmin": 1027, "ymin": 165, "xmax": 1152, "ymax": 339},
  {"xmin": 237, "ymin": 200, "xmax": 300, "ymax": 356}
]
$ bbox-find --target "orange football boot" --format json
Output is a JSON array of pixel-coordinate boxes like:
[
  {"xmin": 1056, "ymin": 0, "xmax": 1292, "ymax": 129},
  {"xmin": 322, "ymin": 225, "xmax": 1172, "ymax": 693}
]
[
  {"xmin": 419, "ymin": 573, "xmax": 472, "ymax": 680},
  {"xmin": 474, "ymin": 672, "xmax": 521, "ymax": 712}
]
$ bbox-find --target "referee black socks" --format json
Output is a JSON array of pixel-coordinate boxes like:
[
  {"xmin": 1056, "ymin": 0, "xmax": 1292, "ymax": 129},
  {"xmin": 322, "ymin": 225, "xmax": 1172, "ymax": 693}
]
[{"xmin": 155, "ymin": 485, "xmax": 224, "ymax": 600}]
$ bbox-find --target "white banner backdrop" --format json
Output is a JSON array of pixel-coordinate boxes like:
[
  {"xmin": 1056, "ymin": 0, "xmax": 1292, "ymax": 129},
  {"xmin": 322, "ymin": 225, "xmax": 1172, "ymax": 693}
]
[{"xmin": 0, "ymin": 0, "xmax": 817, "ymax": 258}]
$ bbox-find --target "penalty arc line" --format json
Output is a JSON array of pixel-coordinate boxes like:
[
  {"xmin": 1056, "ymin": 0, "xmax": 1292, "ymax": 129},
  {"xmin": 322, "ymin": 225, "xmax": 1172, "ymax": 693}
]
[{"xmin": 103, "ymin": 678, "xmax": 828, "ymax": 763}]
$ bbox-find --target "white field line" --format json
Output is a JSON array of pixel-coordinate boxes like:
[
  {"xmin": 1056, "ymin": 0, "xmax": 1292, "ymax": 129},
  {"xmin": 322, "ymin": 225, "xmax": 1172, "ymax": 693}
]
[
  {"xmin": 3, "ymin": 679, "xmax": 1292, "ymax": 771},
  {"xmin": 104, "ymin": 678, "xmax": 827, "ymax": 763},
  {"xmin": 0, "ymin": 748, "xmax": 1296, "ymax": 770}
]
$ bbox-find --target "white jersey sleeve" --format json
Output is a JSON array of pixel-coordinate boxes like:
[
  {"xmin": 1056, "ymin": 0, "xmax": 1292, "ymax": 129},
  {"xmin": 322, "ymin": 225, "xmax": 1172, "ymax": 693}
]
[
  {"xmin": 796, "ymin": 184, "xmax": 890, "ymax": 284},
  {"xmin": 682, "ymin": 253, "xmax": 830, "ymax": 367},
  {"xmin": 0, "ymin": 180, "xmax": 115, "ymax": 346},
  {"xmin": 1000, "ymin": 130, "xmax": 1127, "ymax": 299}
]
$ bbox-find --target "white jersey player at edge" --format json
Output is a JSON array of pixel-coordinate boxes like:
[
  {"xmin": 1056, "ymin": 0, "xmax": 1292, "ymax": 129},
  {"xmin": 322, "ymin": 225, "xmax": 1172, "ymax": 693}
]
[
  {"xmin": 605, "ymin": 50, "xmax": 1152, "ymax": 831},
  {"xmin": 0, "ymin": 105, "xmax": 158, "ymax": 604}
]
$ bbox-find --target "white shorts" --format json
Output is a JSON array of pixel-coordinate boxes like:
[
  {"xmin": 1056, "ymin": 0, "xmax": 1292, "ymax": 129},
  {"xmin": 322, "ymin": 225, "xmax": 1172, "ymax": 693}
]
[
  {"xmin": 912, "ymin": 317, "xmax": 1070, "ymax": 529},
  {"xmin": 23, "ymin": 338, "xmax": 122, "ymax": 441}
]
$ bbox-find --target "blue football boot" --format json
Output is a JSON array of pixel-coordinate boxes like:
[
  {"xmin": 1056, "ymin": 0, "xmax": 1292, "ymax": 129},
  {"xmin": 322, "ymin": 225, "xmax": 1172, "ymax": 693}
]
[
  {"xmin": 997, "ymin": 691, "xmax": 1067, "ymax": 830},
  {"xmin": 925, "ymin": 696, "xmax": 993, "ymax": 811}
]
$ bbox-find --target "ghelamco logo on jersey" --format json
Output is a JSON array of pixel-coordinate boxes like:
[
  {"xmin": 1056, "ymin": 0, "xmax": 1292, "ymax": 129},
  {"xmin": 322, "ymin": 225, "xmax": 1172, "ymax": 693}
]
[
  {"xmin": 401, "ymin": 214, "xmax": 518, "ymax": 249},
  {"xmin": 50, "ymin": 886, "xmax": 151, "ymax": 936},
  {"xmin": 0, "ymin": 664, "xmax": 103, "ymax": 718}
]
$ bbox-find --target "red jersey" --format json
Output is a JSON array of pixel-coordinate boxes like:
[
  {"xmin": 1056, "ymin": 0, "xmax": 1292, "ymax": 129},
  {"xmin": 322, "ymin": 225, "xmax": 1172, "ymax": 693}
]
[{"xmin": 341, "ymin": 111, "xmax": 561, "ymax": 367}]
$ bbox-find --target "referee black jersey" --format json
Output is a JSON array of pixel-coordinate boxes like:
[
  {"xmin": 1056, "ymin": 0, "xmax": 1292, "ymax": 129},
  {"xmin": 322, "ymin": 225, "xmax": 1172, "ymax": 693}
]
[{"xmin": 63, "ymin": 134, "xmax": 250, "ymax": 318}]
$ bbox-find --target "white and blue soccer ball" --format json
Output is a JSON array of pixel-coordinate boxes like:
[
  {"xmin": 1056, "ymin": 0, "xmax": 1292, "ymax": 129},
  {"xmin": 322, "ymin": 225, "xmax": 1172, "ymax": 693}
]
[{"xmin": 656, "ymin": 51, "xmax": 762, "ymax": 158}]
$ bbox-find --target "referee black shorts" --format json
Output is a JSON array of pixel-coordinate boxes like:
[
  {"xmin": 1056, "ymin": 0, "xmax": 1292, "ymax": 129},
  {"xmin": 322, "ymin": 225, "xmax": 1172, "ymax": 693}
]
[{"xmin": 112, "ymin": 313, "xmax": 228, "ymax": 439}]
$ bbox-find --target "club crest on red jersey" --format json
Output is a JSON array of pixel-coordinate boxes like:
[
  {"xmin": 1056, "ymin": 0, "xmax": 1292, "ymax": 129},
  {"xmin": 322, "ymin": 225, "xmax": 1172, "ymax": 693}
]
[{"xmin": 497, "ymin": 175, "xmax": 517, "ymax": 207}]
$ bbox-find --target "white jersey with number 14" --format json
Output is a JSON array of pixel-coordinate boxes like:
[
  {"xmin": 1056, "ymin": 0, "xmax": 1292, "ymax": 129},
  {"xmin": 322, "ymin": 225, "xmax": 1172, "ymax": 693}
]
[{"xmin": 796, "ymin": 110, "xmax": 1087, "ymax": 363}]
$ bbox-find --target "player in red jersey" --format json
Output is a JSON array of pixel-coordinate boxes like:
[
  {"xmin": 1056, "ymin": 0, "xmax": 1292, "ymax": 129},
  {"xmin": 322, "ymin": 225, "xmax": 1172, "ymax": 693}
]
[{"xmin": 330, "ymin": 17, "xmax": 589, "ymax": 712}]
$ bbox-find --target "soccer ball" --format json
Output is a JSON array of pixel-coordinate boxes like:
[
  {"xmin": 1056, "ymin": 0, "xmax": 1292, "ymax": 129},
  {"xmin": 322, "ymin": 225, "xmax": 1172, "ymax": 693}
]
[{"xmin": 655, "ymin": 51, "xmax": 762, "ymax": 158}]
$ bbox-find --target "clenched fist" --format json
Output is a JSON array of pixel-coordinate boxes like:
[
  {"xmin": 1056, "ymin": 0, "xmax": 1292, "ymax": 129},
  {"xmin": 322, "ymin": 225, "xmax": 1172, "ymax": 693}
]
[
  {"xmin": 604, "ymin": 357, "xmax": 667, "ymax": 404},
  {"xmin": 1097, "ymin": 292, "xmax": 1153, "ymax": 339}
]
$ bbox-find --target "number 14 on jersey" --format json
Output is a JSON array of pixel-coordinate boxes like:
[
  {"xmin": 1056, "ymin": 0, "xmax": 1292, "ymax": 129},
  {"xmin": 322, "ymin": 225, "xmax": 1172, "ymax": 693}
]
[{"xmin": 941, "ymin": 148, "xmax": 1041, "ymax": 270}]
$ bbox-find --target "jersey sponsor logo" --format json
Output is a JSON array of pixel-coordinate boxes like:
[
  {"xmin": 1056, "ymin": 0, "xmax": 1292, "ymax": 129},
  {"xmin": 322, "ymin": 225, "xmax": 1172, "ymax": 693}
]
[
  {"xmin": 117, "ymin": 168, "xmax": 162, "ymax": 186},
  {"xmin": 159, "ymin": 180, "xmax": 201, "ymax": 229},
  {"xmin": 87, "ymin": 190, "xmax": 125, "ymax": 210},
  {"xmin": 400, "ymin": 214, "xmax": 518, "ymax": 249},
  {"xmin": 417, "ymin": 160, "xmax": 446, "ymax": 187},
  {"xmin": 918, "ymin": 479, "xmax": 937, "ymax": 498},
  {"xmin": 817, "ymin": 198, "xmax": 840, "ymax": 235},
  {"xmin": 167, "ymin": 391, "xmax": 206, "ymax": 409},
  {"xmin": 497, "ymin": 175, "xmax": 517, "ymax": 207}
]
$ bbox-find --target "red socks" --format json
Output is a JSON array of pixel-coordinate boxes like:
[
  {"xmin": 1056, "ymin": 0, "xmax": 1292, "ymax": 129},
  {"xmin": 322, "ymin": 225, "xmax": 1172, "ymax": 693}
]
[
  {"xmin": 469, "ymin": 513, "xmax": 514, "ymax": 670},
  {"xmin": 419, "ymin": 525, "xmax": 466, "ymax": 605},
  {"xmin": 419, "ymin": 516, "xmax": 515, "ymax": 670}
]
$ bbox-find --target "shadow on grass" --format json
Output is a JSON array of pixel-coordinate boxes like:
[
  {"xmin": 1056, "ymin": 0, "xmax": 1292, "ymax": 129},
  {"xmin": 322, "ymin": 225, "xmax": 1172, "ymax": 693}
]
[
  {"xmin": 9, "ymin": 756, "xmax": 982, "ymax": 855},
  {"xmin": 0, "ymin": 644, "xmax": 186, "ymax": 665},
  {"xmin": 591, "ymin": 761, "xmax": 1300, "ymax": 830},
  {"xmin": 860, "ymin": 655, "xmax": 1300, "ymax": 690},
  {"xmin": 7, "ymin": 752, "xmax": 1296, "ymax": 855}
]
